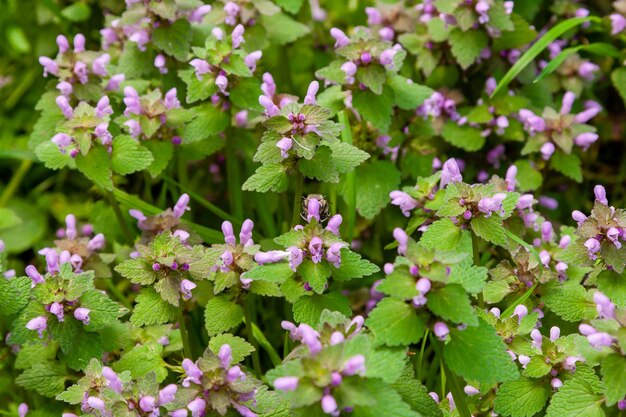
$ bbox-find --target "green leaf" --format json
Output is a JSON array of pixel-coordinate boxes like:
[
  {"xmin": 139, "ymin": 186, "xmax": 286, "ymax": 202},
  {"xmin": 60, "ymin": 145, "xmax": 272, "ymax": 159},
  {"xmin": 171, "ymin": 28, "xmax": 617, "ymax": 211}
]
[
  {"xmin": 542, "ymin": 281, "xmax": 596, "ymax": 322},
  {"xmin": 491, "ymin": 16, "xmax": 599, "ymax": 97},
  {"xmin": 0, "ymin": 276, "xmax": 31, "ymax": 315},
  {"xmin": 328, "ymin": 142, "xmax": 370, "ymax": 174},
  {"xmin": 353, "ymin": 379, "xmax": 423, "ymax": 417},
  {"xmin": 75, "ymin": 147, "xmax": 113, "ymax": 190},
  {"xmin": 523, "ymin": 356, "xmax": 553, "ymax": 378},
  {"xmin": 111, "ymin": 135, "xmax": 154, "ymax": 175},
  {"xmin": 299, "ymin": 145, "xmax": 339, "ymax": 182},
  {"xmin": 550, "ymin": 152, "xmax": 582, "ymax": 183},
  {"xmin": 209, "ymin": 334, "xmax": 255, "ymax": 363},
  {"xmin": 388, "ymin": 75, "xmax": 434, "ymax": 110},
  {"xmin": 16, "ymin": 362, "xmax": 66, "ymax": 397},
  {"xmin": 601, "ymin": 354, "xmax": 626, "ymax": 406},
  {"xmin": 242, "ymin": 163, "xmax": 289, "ymax": 193},
  {"xmin": 298, "ymin": 259, "xmax": 332, "ymax": 293},
  {"xmin": 494, "ymin": 378, "xmax": 551, "ymax": 417},
  {"xmin": 260, "ymin": 12, "xmax": 310, "ymax": 45},
  {"xmin": 448, "ymin": 264, "xmax": 488, "ymax": 294},
  {"xmin": 179, "ymin": 69, "xmax": 217, "ymax": 103},
  {"xmin": 131, "ymin": 287, "xmax": 178, "ymax": 326},
  {"xmin": 420, "ymin": 218, "xmax": 464, "ymax": 250},
  {"xmin": 275, "ymin": 0, "xmax": 304, "ymax": 14},
  {"xmin": 182, "ymin": 104, "xmax": 229, "ymax": 143},
  {"xmin": 441, "ymin": 122, "xmax": 486, "ymax": 151},
  {"xmin": 152, "ymin": 19, "xmax": 191, "ymax": 61},
  {"xmin": 444, "ymin": 318, "xmax": 519, "ymax": 384},
  {"xmin": 144, "ymin": 140, "xmax": 174, "ymax": 177},
  {"xmin": 330, "ymin": 249, "xmax": 379, "ymax": 281},
  {"xmin": 113, "ymin": 343, "xmax": 168, "ymax": 382},
  {"xmin": 377, "ymin": 269, "xmax": 419, "ymax": 299},
  {"xmin": 357, "ymin": 65, "xmax": 386, "ymax": 95},
  {"xmin": 448, "ymin": 28, "xmax": 488, "ymax": 69},
  {"xmin": 366, "ymin": 298, "xmax": 426, "ymax": 346},
  {"xmin": 612, "ymin": 68, "xmax": 626, "ymax": 108},
  {"xmin": 545, "ymin": 367, "xmax": 605, "ymax": 417},
  {"xmin": 53, "ymin": 319, "xmax": 103, "ymax": 370},
  {"xmin": 204, "ymin": 296, "xmax": 244, "ymax": 335},
  {"xmin": 292, "ymin": 292, "xmax": 351, "ymax": 325},
  {"xmin": 244, "ymin": 263, "xmax": 294, "ymax": 283},
  {"xmin": 471, "ymin": 216, "xmax": 507, "ymax": 247},
  {"xmin": 515, "ymin": 159, "xmax": 543, "ymax": 192},
  {"xmin": 80, "ymin": 290, "xmax": 127, "ymax": 330},
  {"xmin": 493, "ymin": 14, "xmax": 537, "ymax": 51},
  {"xmin": 391, "ymin": 366, "xmax": 443, "ymax": 417},
  {"xmin": 35, "ymin": 141, "xmax": 73, "ymax": 170},
  {"xmin": 352, "ymin": 88, "xmax": 395, "ymax": 132},
  {"xmin": 427, "ymin": 284, "xmax": 477, "ymax": 325},
  {"xmin": 350, "ymin": 160, "xmax": 401, "ymax": 219},
  {"xmin": 61, "ymin": 2, "xmax": 91, "ymax": 21},
  {"xmin": 597, "ymin": 270, "xmax": 626, "ymax": 308},
  {"xmin": 230, "ymin": 77, "xmax": 263, "ymax": 111}
]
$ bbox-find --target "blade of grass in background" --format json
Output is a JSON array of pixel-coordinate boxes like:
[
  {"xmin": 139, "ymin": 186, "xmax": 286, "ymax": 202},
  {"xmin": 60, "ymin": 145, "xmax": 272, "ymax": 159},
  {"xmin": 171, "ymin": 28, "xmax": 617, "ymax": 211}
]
[
  {"xmin": 112, "ymin": 187, "xmax": 223, "ymax": 243},
  {"xmin": 338, "ymin": 110, "xmax": 356, "ymax": 242},
  {"xmin": 490, "ymin": 16, "xmax": 600, "ymax": 98},
  {"xmin": 535, "ymin": 42, "xmax": 620, "ymax": 82}
]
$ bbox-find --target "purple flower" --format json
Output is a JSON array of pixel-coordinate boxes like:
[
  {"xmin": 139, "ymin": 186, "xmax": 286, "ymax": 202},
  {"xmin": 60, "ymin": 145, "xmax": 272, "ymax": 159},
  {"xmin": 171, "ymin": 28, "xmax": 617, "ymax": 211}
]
[
  {"xmin": 124, "ymin": 120, "xmax": 142, "ymax": 138},
  {"xmin": 519, "ymin": 109, "xmax": 545, "ymax": 134},
  {"xmin": 287, "ymin": 246, "xmax": 303, "ymax": 271},
  {"xmin": 73, "ymin": 61, "xmax": 88, "ymax": 84},
  {"xmin": 49, "ymin": 302, "xmax": 64, "ymax": 322},
  {"xmin": 276, "ymin": 137, "xmax": 292, "ymax": 159},
  {"xmin": 95, "ymin": 96, "xmax": 113, "ymax": 118},
  {"xmin": 259, "ymin": 95, "xmax": 280, "ymax": 117},
  {"xmin": 139, "ymin": 396, "xmax": 156, "ymax": 412},
  {"xmin": 218, "ymin": 344, "xmax": 232, "ymax": 369},
  {"xmin": 129, "ymin": 30, "xmax": 150, "ymax": 51},
  {"xmin": 164, "ymin": 88, "xmax": 180, "ymax": 109},
  {"xmin": 180, "ymin": 279, "xmax": 197, "ymax": 300},
  {"xmin": 393, "ymin": 228, "xmax": 408, "ymax": 255},
  {"xmin": 380, "ymin": 48, "xmax": 398, "ymax": 68},
  {"xmin": 551, "ymin": 378, "xmax": 563, "ymax": 389},
  {"xmin": 365, "ymin": 7, "xmax": 382, "ymax": 25},
  {"xmin": 574, "ymin": 132, "xmax": 598, "ymax": 151},
  {"xmin": 530, "ymin": 329, "xmax": 543, "ymax": 350},
  {"xmin": 464, "ymin": 385, "xmax": 479, "ymax": 396},
  {"xmin": 440, "ymin": 158, "xmax": 462, "ymax": 188},
  {"xmin": 274, "ymin": 376, "xmax": 298, "ymax": 391},
  {"xmin": 18, "ymin": 403, "xmax": 28, "ymax": 417},
  {"xmin": 56, "ymin": 96, "xmax": 74, "ymax": 119},
  {"xmin": 330, "ymin": 28, "xmax": 350, "ymax": 48},
  {"xmin": 231, "ymin": 24, "xmax": 245, "ymax": 48},
  {"xmin": 611, "ymin": 14, "xmax": 626, "ymax": 35},
  {"xmin": 594, "ymin": 291, "xmax": 616, "ymax": 319},
  {"xmin": 235, "ymin": 110, "xmax": 248, "ymax": 127},
  {"xmin": 321, "ymin": 395, "xmax": 338, "ymax": 414},
  {"xmin": 39, "ymin": 57, "xmax": 58, "ymax": 77},
  {"xmin": 224, "ymin": 1, "xmax": 240, "ymax": 25},
  {"xmin": 57, "ymin": 81, "xmax": 73, "ymax": 96},
  {"xmin": 226, "ymin": 365, "xmax": 244, "ymax": 382},
  {"xmin": 340, "ymin": 61, "xmax": 357, "ymax": 83},
  {"xmin": 46, "ymin": 250, "xmax": 59, "ymax": 274},
  {"xmin": 189, "ymin": 4, "xmax": 212, "ymax": 23},
  {"xmin": 73, "ymin": 34, "xmax": 85, "ymax": 53},
  {"xmin": 587, "ymin": 332, "xmax": 614, "ymax": 349},
  {"xmin": 578, "ymin": 62, "xmax": 599, "ymax": 81},
  {"xmin": 379, "ymin": 27, "xmax": 394, "ymax": 41},
  {"xmin": 518, "ymin": 355, "xmax": 530, "ymax": 367},
  {"xmin": 170, "ymin": 409, "xmax": 189, "ymax": 417},
  {"xmin": 309, "ymin": 236, "xmax": 324, "ymax": 263},
  {"xmin": 342, "ymin": 354, "xmax": 365, "ymax": 375},
  {"xmin": 106, "ymin": 73, "xmax": 125, "ymax": 91},
  {"xmin": 549, "ymin": 326, "xmax": 560, "ymax": 342},
  {"xmin": 173, "ymin": 194, "xmax": 190, "ymax": 218},
  {"xmin": 512, "ymin": 304, "xmax": 527, "ymax": 323},
  {"xmin": 92, "ymin": 53, "xmax": 110, "ymax": 77},
  {"xmin": 244, "ymin": 50, "xmax": 263, "ymax": 72},
  {"xmin": 240, "ymin": 219, "xmax": 254, "ymax": 246},
  {"xmin": 477, "ymin": 193, "xmax": 507, "ymax": 217},
  {"xmin": 123, "ymin": 86, "xmax": 142, "ymax": 115},
  {"xmin": 415, "ymin": 278, "xmax": 431, "ymax": 294},
  {"xmin": 433, "ymin": 322, "xmax": 449, "ymax": 340},
  {"xmin": 187, "ymin": 397, "xmax": 206, "ymax": 417},
  {"xmin": 505, "ymin": 165, "xmax": 517, "ymax": 191},
  {"xmin": 254, "ymin": 250, "xmax": 288, "ymax": 265},
  {"xmin": 216, "ymin": 74, "xmax": 229, "ymax": 96},
  {"xmin": 182, "ymin": 359, "xmax": 203, "ymax": 387},
  {"xmin": 159, "ymin": 384, "xmax": 177, "ymax": 405},
  {"xmin": 57, "ymin": 34, "xmax": 70, "ymax": 53},
  {"xmin": 540, "ymin": 142, "xmax": 555, "ymax": 160},
  {"xmin": 74, "ymin": 307, "xmax": 90, "ymax": 325},
  {"xmin": 26, "ymin": 316, "xmax": 47, "ymax": 338},
  {"xmin": 25, "ymin": 265, "xmax": 44, "ymax": 286},
  {"xmin": 304, "ymin": 81, "xmax": 319, "ymax": 105},
  {"xmin": 222, "ymin": 221, "xmax": 236, "ymax": 245},
  {"xmin": 102, "ymin": 366, "xmax": 123, "ymax": 393},
  {"xmin": 572, "ymin": 210, "xmax": 587, "ymax": 224},
  {"xmin": 325, "ymin": 215, "xmax": 342, "ymax": 235},
  {"xmin": 155, "ymin": 54, "xmax": 168, "ymax": 74},
  {"xmin": 87, "ymin": 397, "xmax": 105, "ymax": 411},
  {"xmin": 190, "ymin": 59, "xmax": 211, "ymax": 79},
  {"xmin": 594, "ymin": 185, "xmax": 608, "ymax": 205},
  {"xmin": 326, "ymin": 242, "xmax": 344, "ymax": 267}
]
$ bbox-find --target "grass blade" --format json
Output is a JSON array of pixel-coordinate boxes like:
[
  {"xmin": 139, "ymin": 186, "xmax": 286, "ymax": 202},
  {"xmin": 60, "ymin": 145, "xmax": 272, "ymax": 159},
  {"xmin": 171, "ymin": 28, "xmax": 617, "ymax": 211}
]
[
  {"xmin": 535, "ymin": 42, "xmax": 620, "ymax": 82},
  {"xmin": 490, "ymin": 16, "xmax": 599, "ymax": 97},
  {"xmin": 338, "ymin": 110, "xmax": 356, "ymax": 242}
]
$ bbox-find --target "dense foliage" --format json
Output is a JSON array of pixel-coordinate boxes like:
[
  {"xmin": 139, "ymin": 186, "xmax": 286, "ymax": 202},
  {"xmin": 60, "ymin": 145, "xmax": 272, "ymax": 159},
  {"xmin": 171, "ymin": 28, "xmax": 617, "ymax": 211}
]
[{"xmin": 2, "ymin": 0, "xmax": 626, "ymax": 416}]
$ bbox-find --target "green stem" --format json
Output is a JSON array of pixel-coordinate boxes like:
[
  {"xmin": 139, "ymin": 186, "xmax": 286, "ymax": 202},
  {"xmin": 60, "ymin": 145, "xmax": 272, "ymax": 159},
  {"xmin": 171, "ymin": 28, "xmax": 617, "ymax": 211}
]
[
  {"xmin": 178, "ymin": 300, "xmax": 193, "ymax": 359},
  {"xmin": 225, "ymin": 125, "xmax": 244, "ymax": 220},
  {"xmin": 291, "ymin": 172, "xmax": 304, "ymax": 227},
  {"xmin": 471, "ymin": 232, "xmax": 484, "ymax": 309},
  {"xmin": 103, "ymin": 278, "xmax": 132, "ymax": 309},
  {"xmin": 0, "ymin": 159, "xmax": 32, "ymax": 207},
  {"xmin": 416, "ymin": 329, "xmax": 429, "ymax": 380},
  {"xmin": 243, "ymin": 296, "xmax": 262, "ymax": 377},
  {"xmin": 338, "ymin": 111, "xmax": 356, "ymax": 242},
  {"xmin": 432, "ymin": 335, "xmax": 472, "ymax": 417},
  {"xmin": 105, "ymin": 190, "xmax": 134, "ymax": 246}
]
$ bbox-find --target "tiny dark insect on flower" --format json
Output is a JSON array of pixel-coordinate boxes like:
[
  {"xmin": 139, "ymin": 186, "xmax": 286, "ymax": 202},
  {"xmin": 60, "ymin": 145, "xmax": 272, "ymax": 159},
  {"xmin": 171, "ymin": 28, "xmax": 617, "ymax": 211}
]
[{"xmin": 302, "ymin": 194, "xmax": 330, "ymax": 222}]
